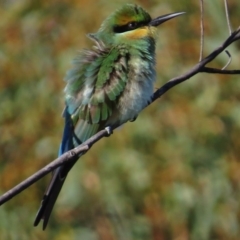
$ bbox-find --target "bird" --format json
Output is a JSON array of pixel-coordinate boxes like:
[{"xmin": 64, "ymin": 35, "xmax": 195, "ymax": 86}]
[{"xmin": 34, "ymin": 3, "xmax": 184, "ymax": 230}]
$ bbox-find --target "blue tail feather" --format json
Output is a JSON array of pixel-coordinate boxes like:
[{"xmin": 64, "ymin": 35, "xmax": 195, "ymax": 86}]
[{"xmin": 34, "ymin": 107, "xmax": 78, "ymax": 230}]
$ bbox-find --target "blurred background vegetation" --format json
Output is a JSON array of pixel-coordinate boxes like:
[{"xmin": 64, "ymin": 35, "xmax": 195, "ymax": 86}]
[{"xmin": 0, "ymin": 0, "xmax": 240, "ymax": 239}]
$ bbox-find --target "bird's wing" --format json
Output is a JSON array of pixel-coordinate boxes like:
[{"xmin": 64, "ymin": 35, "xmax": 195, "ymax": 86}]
[
  {"xmin": 34, "ymin": 45, "xmax": 129, "ymax": 229},
  {"xmin": 66, "ymin": 45, "xmax": 129, "ymax": 133}
]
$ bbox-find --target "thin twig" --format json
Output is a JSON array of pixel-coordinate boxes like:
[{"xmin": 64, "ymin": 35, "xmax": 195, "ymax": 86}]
[
  {"xmin": 199, "ymin": 0, "xmax": 204, "ymax": 61},
  {"xmin": 222, "ymin": 50, "xmax": 232, "ymax": 70},
  {"xmin": 200, "ymin": 66, "xmax": 240, "ymax": 74},
  {"xmin": 224, "ymin": 0, "xmax": 232, "ymax": 35}
]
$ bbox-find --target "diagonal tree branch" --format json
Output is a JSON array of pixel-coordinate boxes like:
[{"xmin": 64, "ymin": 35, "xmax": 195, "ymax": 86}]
[
  {"xmin": 0, "ymin": 129, "xmax": 110, "ymax": 205},
  {"xmin": 151, "ymin": 27, "xmax": 240, "ymax": 102},
  {"xmin": 0, "ymin": 27, "xmax": 240, "ymax": 207}
]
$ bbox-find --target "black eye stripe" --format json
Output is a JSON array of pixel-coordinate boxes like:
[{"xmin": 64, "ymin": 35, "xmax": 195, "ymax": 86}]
[{"xmin": 113, "ymin": 21, "xmax": 149, "ymax": 33}]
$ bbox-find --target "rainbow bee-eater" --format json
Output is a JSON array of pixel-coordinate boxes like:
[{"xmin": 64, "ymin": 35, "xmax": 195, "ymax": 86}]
[{"xmin": 34, "ymin": 4, "xmax": 184, "ymax": 229}]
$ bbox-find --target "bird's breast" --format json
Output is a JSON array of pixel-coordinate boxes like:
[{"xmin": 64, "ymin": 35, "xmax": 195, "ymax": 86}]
[{"xmin": 116, "ymin": 54, "xmax": 155, "ymax": 124}]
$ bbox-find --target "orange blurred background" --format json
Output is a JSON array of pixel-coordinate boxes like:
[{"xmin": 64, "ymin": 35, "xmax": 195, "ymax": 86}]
[{"xmin": 0, "ymin": 0, "xmax": 240, "ymax": 239}]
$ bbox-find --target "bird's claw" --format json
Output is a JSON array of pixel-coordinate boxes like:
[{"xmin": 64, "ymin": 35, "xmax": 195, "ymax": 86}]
[
  {"xmin": 129, "ymin": 115, "xmax": 138, "ymax": 122},
  {"xmin": 105, "ymin": 126, "xmax": 113, "ymax": 136}
]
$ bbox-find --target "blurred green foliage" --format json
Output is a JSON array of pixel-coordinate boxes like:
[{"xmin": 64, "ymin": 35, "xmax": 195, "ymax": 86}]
[{"xmin": 0, "ymin": 0, "xmax": 240, "ymax": 239}]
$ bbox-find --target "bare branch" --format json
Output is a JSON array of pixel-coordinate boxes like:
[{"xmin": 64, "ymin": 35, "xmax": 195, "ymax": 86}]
[
  {"xmin": 199, "ymin": 0, "xmax": 204, "ymax": 61},
  {"xmin": 224, "ymin": 0, "xmax": 232, "ymax": 35},
  {"xmin": 200, "ymin": 67, "xmax": 240, "ymax": 74},
  {"xmin": 0, "ymin": 27, "xmax": 240, "ymax": 208}
]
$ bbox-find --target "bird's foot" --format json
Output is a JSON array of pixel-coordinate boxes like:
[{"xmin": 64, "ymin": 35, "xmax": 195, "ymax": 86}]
[
  {"xmin": 129, "ymin": 115, "xmax": 138, "ymax": 122},
  {"xmin": 105, "ymin": 126, "xmax": 113, "ymax": 137}
]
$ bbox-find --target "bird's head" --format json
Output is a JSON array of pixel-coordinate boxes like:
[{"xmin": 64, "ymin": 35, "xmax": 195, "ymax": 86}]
[{"xmin": 89, "ymin": 4, "xmax": 184, "ymax": 46}]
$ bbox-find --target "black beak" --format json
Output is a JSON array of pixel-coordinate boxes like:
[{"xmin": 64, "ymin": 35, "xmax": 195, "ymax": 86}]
[{"xmin": 150, "ymin": 12, "xmax": 185, "ymax": 26}]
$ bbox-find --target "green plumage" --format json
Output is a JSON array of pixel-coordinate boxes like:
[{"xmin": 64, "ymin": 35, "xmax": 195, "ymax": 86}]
[{"xmin": 64, "ymin": 44, "xmax": 130, "ymax": 133}]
